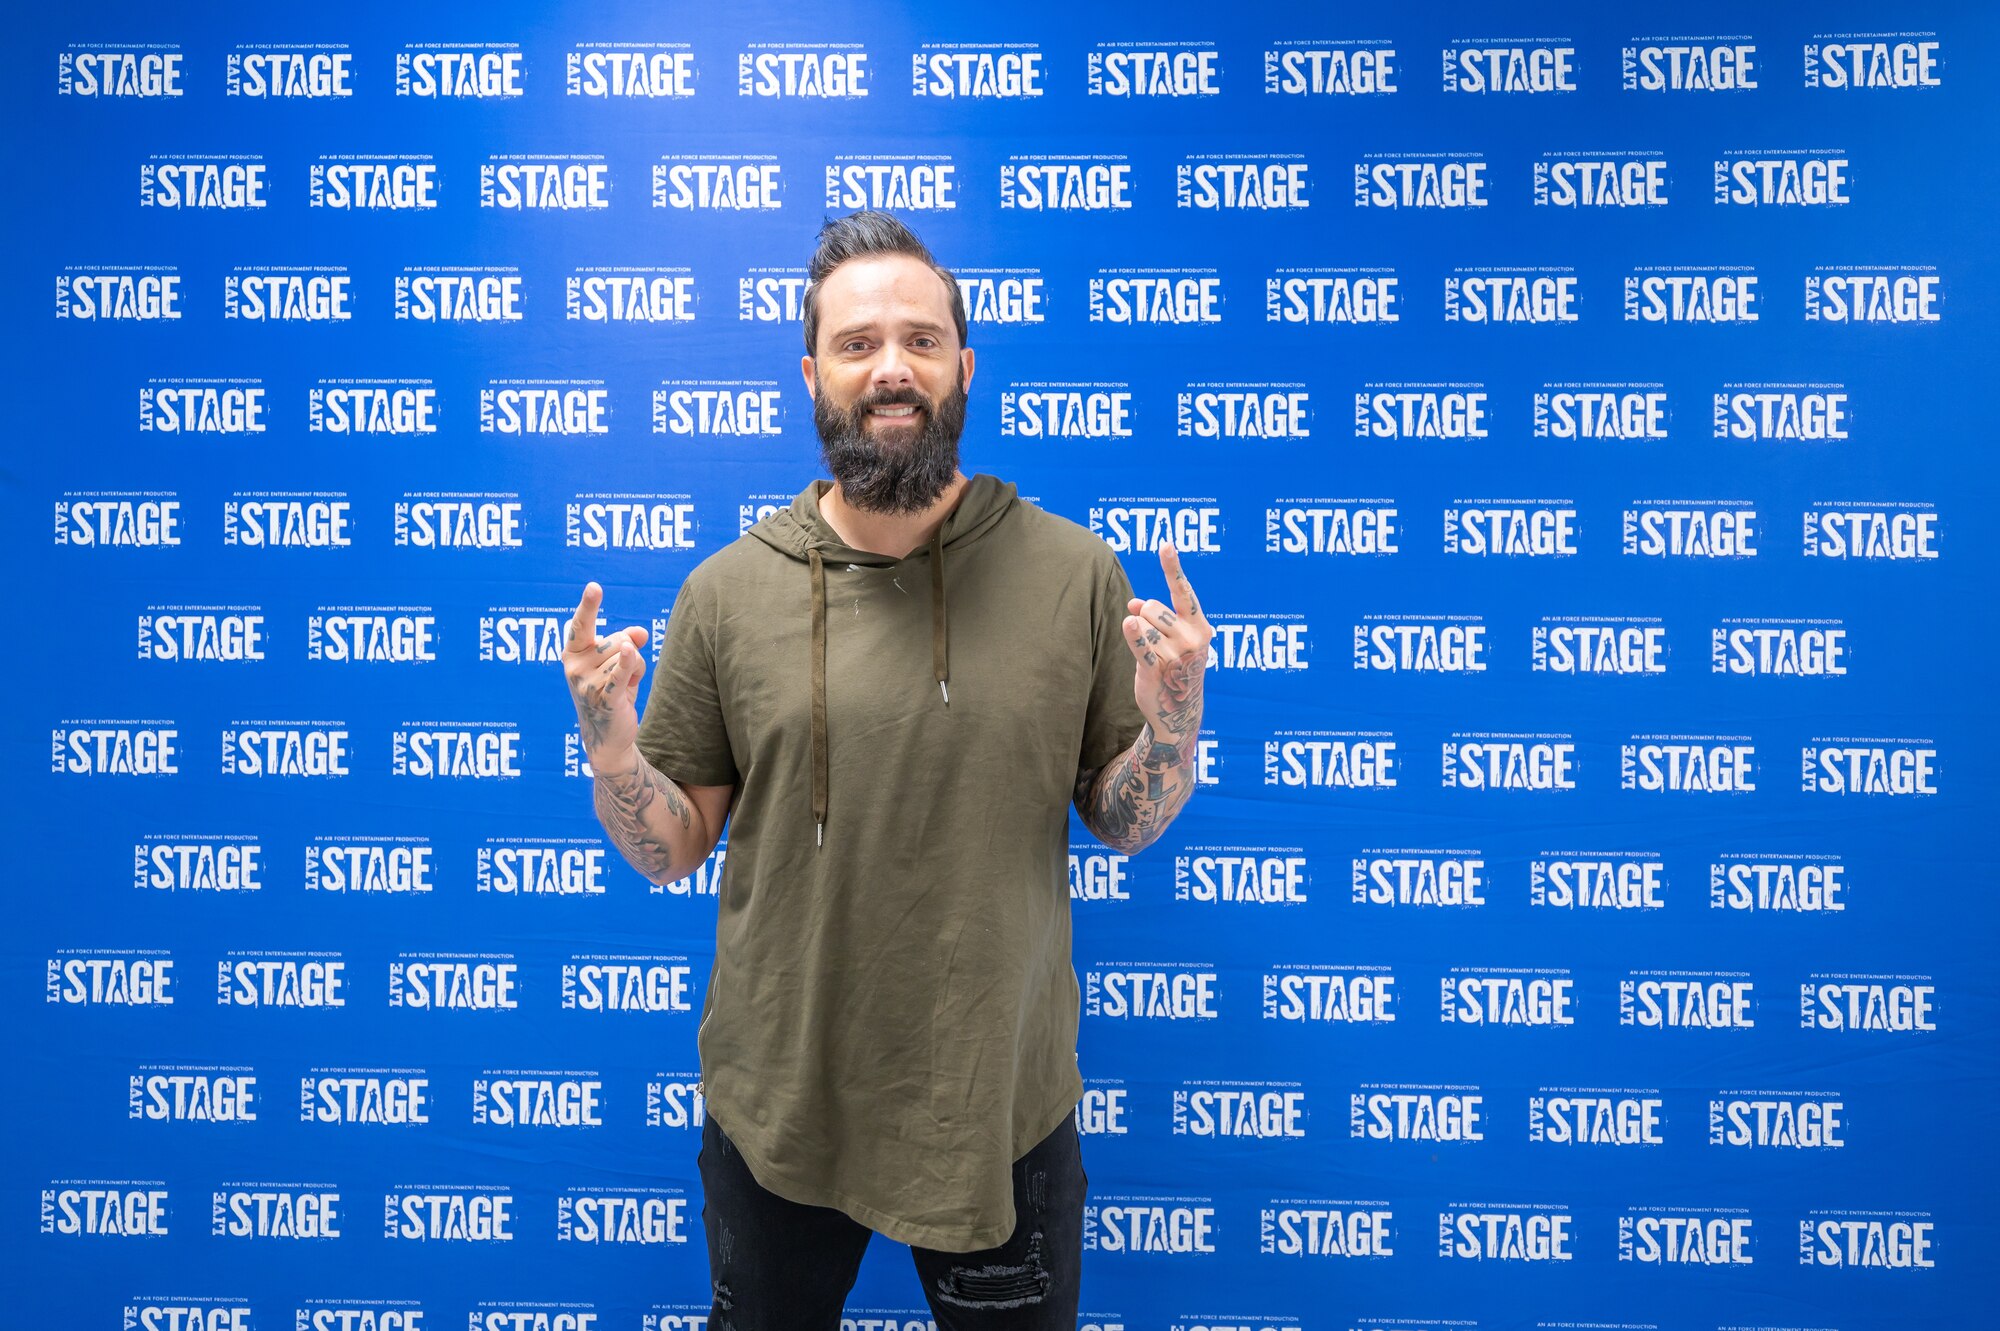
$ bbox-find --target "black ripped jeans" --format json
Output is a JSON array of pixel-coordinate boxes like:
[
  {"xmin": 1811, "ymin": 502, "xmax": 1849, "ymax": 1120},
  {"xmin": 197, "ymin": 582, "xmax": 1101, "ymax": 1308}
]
[{"xmin": 697, "ymin": 1110, "xmax": 1086, "ymax": 1329}]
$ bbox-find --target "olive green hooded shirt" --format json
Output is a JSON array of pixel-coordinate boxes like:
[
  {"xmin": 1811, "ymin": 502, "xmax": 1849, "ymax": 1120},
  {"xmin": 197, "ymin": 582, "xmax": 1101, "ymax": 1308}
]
[{"xmin": 635, "ymin": 472, "xmax": 1147, "ymax": 1251}]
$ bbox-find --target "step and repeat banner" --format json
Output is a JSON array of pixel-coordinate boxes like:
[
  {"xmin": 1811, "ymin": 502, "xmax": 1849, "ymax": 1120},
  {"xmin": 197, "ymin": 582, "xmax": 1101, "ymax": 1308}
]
[{"xmin": 8, "ymin": 1, "xmax": 1992, "ymax": 1328}]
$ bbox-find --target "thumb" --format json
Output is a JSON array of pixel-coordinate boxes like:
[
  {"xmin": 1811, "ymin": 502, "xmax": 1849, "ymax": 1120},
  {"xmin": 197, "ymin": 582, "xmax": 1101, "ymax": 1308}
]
[
  {"xmin": 1122, "ymin": 614, "xmax": 1155, "ymax": 665},
  {"xmin": 626, "ymin": 625, "xmax": 650, "ymax": 651}
]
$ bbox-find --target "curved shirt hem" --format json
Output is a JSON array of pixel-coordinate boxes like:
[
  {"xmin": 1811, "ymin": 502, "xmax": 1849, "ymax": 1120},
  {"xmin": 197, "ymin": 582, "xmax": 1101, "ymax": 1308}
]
[{"xmin": 708, "ymin": 1083, "xmax": 1084, "ymax": 1253}]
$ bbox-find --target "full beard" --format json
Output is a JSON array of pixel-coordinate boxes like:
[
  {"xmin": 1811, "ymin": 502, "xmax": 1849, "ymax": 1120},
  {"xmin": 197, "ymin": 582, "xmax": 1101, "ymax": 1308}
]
[{"xmin": 813, "ymin": 370, "xmax": 968, "ymax": 515}]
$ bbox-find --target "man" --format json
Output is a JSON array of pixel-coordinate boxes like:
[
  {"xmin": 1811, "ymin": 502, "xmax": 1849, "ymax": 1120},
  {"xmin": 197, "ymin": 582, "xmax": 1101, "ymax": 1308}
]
[{"xmin": 561, "ymin": 210, "xmax": 1211, "ymax": 1327}]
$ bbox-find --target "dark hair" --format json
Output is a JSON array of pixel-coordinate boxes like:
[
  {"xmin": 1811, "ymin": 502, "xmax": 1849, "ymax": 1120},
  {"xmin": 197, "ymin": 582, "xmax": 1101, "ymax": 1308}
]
[{"xmin": 801, "ymin": 210, "xmax": 967, "ymax": 356}]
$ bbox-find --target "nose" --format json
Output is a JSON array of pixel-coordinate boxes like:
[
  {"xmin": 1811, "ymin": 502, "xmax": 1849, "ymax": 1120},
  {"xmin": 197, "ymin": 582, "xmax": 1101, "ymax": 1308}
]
[{"xmin": 869, "ymin": 343, "xmax": 916, "ymax": 393}]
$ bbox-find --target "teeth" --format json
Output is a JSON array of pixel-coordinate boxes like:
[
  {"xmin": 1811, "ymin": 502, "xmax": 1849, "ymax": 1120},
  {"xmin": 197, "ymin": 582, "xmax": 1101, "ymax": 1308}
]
[{"xmin": 871, "ymin": 406, "xmax": 918, "ymax": 416}]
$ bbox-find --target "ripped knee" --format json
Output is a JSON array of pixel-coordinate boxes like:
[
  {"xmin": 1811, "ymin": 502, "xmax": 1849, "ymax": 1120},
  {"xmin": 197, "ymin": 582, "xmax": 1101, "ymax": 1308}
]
[{"xmin": 932, "ymin": 1229, "xmax": 1052, "ymax": 1309}]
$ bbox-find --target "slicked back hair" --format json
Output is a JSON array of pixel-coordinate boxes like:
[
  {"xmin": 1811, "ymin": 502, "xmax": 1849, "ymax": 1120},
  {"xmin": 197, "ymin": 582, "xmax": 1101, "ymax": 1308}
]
[{"xmin": 801, "ymin": 210, "xmax": 967, "ymax": 358}]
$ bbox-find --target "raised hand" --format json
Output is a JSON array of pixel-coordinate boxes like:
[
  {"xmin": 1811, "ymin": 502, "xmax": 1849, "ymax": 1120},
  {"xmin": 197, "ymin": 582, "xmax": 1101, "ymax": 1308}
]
[
  {"xmin": 1074, "ymin": 541, "xmax": 1215, "ymax": 855},
  {"xmin": 561, "ymin": 582, "xmax": 650, "ymax": 776},
  {"xmin": 1122, "ymin": 540, "xmax": 1213, "ymax": 743}
]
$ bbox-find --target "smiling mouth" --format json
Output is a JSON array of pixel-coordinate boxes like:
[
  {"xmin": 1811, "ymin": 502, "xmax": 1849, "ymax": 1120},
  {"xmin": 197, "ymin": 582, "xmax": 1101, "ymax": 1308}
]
[{"xmin": 867, "ymin": 405, "xmax": 922, "ymax": 422}]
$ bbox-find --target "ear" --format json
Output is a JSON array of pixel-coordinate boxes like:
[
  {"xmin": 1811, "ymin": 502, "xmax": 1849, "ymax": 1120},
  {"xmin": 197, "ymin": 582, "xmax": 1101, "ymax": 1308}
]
[
  {"xmin": 959, "ymin": 345, "xmax": 975, "ymax": 392},
  {"xmin": 799, "ymin": 355, "xmax": 817, "ymax": 400}
]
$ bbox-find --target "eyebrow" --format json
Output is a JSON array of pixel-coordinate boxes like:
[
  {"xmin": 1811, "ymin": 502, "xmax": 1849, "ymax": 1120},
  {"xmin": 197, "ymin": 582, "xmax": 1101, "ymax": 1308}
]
[{"xmin": 828, "ymin": 319, "xmax": 950, "ymax": 344}]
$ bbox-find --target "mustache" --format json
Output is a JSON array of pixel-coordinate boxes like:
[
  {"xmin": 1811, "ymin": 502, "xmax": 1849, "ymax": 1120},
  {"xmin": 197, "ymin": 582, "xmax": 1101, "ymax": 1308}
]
[{"xmin": 852, "ymin": 389, "xmax": 928, "ymax": 412}]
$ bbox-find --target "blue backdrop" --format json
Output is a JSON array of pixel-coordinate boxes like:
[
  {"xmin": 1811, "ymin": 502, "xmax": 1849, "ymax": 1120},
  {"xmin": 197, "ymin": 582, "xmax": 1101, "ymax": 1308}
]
[{"xmin": 8, "ymin": 2, "xmax": 1995, "ymax": 1328}]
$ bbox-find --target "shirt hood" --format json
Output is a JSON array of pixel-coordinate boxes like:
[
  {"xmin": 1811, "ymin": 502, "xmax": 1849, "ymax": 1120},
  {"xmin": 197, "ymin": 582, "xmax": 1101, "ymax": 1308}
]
[
  {"xmin": 746, "ymin": 472, "xmax": 1018, "ymax": 563},
  {"xmin": 745, "ymin": 473, "xmax": 1020, "ymax": 849}
]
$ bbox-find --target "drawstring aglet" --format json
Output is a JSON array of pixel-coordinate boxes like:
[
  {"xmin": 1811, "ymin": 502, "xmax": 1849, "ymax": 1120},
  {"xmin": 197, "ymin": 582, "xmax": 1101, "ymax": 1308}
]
[
  {"xmin": 939, "ymin": 679, "xmax": 950, "ymax": 705},
  {"xmin": 816, "ymin": 820, "xmax": 823, "ymax": 849}
]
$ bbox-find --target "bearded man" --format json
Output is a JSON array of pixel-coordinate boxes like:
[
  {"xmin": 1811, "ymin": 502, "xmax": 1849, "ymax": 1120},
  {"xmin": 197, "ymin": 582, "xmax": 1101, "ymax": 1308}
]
[{"xmin": 561, "ymin": 210, "xmax": 1212, "ymax": 1328}]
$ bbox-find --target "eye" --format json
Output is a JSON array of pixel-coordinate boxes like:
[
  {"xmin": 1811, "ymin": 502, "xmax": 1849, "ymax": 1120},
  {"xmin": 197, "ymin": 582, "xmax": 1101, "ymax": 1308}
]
[
  {"xmin": 842, "ymin": 339, "xmax": 868, "ymax": 352},
  {"xmin": 913, "ymin": 336, "xmax": 937, "ymax": 348}
]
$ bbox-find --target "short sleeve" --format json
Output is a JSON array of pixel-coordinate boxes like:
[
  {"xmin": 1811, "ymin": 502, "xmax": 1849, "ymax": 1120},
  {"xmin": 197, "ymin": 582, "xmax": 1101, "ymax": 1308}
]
[
  {"xmin": 635, "ymin": 575, "xmax": 738, "ymax": 787},
  {"xmin": 1077, "ymin": 554, "xmax": 1150, "ymax": 773}
]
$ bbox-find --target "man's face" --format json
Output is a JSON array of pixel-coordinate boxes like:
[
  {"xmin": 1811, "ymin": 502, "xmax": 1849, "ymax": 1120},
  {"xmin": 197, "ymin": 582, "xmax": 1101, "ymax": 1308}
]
[{"xmin": 801, "ymin": 253, "xmax": 975, "ymax": 514}]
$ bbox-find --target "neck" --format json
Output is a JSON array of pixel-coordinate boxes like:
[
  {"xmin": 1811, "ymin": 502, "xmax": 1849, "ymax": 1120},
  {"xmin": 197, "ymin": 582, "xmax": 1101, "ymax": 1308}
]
[{"xmin": 820, "ymin": 472, "xmax": 970, "ymax": 559}]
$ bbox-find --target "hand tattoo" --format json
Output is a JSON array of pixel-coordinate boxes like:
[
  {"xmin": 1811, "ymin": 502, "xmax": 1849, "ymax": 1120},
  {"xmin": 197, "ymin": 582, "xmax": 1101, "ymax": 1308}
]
[
  {"xmin": 1151, "ymin": 651, "xmax": 1204, "ymax": 739},
  {"xmin": 575, "ymin": 680, "xmax": 618, "ymax": 754}
]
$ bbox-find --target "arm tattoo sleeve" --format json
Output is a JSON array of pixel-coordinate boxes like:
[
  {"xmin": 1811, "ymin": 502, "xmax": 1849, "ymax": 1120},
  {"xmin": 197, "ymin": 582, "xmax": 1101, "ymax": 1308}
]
[
  {"xmin": 1073, "ymin": 647, "xmax": 1206, "ymax": 853},
  {"xmin": 1073, "ymin": 721, "xmax": 1201, "ymax": 856},
  {"xmin": 592, "ymin": 753, "xmax": 696, "ymax": 883}
]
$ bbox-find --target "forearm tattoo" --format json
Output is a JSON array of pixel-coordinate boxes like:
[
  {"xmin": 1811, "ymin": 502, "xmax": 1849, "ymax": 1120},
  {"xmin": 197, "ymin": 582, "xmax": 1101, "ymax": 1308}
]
[
  {"xmin": 592, "ymin": 755, "xmax": 694, "ymax": 882},
  {"xmin": 1075, "ymin": 652, "xmax": 1206, "ymax": 855}
]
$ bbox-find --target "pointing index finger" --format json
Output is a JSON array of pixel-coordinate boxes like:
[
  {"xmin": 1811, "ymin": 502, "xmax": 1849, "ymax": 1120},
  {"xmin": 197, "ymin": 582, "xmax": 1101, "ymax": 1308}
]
[
  {"xmin": 1158, "ymin": 540, "xmax": 1203, "ymax": 620},
  {"xmin": 567, "ymin": 582, "xmax": 602, "ymax": 651}
]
